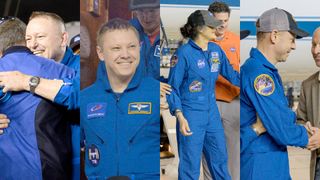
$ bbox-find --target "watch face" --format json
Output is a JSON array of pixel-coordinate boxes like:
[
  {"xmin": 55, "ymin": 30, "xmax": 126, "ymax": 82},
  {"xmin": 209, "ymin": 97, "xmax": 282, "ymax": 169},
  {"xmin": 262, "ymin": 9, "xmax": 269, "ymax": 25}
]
[{"xmin": 30, "ymin": 77, "xmax": 40, "ymax": 86}]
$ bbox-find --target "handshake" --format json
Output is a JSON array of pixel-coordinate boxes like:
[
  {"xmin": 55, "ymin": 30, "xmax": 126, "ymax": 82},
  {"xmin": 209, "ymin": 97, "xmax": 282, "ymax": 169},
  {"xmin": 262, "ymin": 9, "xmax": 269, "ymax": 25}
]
[
  {"xmin": 251, "ymin": 117, "xmax": 320, "ymax": 151},
  {"xmin": 304, "ymin": 121, "xmax": 320, "ymax": 151}
]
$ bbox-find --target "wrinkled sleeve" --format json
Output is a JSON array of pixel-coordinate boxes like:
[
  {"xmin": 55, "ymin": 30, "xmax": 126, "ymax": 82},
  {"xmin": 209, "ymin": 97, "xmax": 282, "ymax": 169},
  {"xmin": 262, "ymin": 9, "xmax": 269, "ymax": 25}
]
[
  {"xmin": 219, "ymin": 48, "xmax": 240, "ymax": 87},
  {"xmin": 166, "ymin": 49, "xmax": 186, "ymax": 115},
  {"xmin": 296, "ymin": 82, "xmax": 308, "ymax": 124},
  {"xmin": 245, "ymin": 72, "xmax": 308, "ymax": 147},
  {"xmin": 240, "ymin": 126, "xmax": 258, "ymax": 153},
  {"xmin": 54, "ymin": 63, "xmax": 80, "ymax": 110}
]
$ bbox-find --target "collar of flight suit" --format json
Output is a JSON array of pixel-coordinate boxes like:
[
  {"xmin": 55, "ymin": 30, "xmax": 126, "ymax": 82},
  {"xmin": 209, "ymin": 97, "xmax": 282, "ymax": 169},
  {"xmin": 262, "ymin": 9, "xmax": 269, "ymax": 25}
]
[
  {"xmin": 60, "ymin": 47, "xmax": 74, "ymax": 65},
  {"xmin": 250, "ymin": 48, "xmax": 278, "ymax": 72},
  {"xmin": 188, "ymin": 39, "xmax": 205, "ymax": 51},
  {"xmin": 100, "ymin": 62, "xmax": 144, "ymax": 93},
  {"xmin": 2, "ymin": 46, "xmax": 32, "ymax": 57}
]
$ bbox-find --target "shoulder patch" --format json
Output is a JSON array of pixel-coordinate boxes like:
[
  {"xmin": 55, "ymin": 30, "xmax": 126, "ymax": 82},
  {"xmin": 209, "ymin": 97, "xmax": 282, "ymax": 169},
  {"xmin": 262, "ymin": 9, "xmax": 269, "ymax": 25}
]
[
  {"xmin": 170, "ymin": 54, "xmax": 178, "ymax": 67},
  {"xmin": 128, "ymin": 102, "xmax": 152, "ymax": 114},
  {"xmin": 254, "ymin": 74, "xmax": 275, "ymax": 96}
]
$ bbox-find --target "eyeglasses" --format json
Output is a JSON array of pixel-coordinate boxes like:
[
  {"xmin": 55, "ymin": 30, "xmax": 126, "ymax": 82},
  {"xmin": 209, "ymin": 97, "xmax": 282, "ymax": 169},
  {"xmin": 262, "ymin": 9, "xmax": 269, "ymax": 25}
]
[{"xmin": 0, "ymin": 16, "xmax": 16, "ymax": 25}]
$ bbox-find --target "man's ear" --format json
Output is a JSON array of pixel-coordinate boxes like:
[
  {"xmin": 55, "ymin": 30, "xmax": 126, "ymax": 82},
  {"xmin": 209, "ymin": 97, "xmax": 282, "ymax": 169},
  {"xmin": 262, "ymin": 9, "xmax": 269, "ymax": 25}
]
[
  {"xmin": 96, "ymin": 45, "xmax": 104, "ymax": 61},
  {"xmin": 270, "ymin": 30, "xmax": 279, "ymax": 44},
  {"xmin": 61, "ymin": 31, "xmax": 69, "ymax": 47}
]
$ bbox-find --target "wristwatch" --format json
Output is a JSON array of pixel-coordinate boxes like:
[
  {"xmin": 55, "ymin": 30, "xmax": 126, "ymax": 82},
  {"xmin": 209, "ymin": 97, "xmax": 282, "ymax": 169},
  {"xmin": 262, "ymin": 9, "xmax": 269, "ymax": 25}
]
[
  {"xmin": 29, "ymin": 76, "xmax": 40, "ymax": 94},
  {"xmin": 175, "ymin": 109, "xmax": 182, "ymax": 117}
]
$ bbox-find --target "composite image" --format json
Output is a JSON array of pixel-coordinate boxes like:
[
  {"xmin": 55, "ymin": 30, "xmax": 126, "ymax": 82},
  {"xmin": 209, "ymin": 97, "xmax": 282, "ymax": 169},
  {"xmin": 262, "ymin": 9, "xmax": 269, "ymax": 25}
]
[{"xmin": 0, "ymin": 0, "xmax": 319, "ymax": 180}]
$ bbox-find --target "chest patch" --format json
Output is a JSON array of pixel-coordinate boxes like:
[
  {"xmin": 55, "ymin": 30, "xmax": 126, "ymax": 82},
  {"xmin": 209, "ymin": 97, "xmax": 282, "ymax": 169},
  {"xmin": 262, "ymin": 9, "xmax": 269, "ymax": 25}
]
[
  {"xmin": 170, "ymin": 54, "xmax": 178, "ymax": 67},
  {"xmin": 197, "ymin": 59, "xmax": 205, "ymax": 69},
  {"xmin": 87, "ymin": 103, "xmax": 106, "ymax": 119},
  {"xmin": 88, "ymin": 144, "xmax": 100, "ymax": 167},
  {"xmin": 230, "ymin": 47, "xmax": 236, "ymax": 52},
  {"xmin": 254, "ymin": 74, "xmax": 275, "ymax": 96},
  {"xmin": 128, "ymin": 102, "xmax": 152, "ymax": 114},
  {"xmin": 210, "ymin": 52, "xmax": 220, "ymax": 72},
  {"xmin": 154, "ymin": 45, "xmax": 160, "ymax": 57},
  {"xmin": 189, "ymin": 80, "xmax": 202, "ymax": 92}
]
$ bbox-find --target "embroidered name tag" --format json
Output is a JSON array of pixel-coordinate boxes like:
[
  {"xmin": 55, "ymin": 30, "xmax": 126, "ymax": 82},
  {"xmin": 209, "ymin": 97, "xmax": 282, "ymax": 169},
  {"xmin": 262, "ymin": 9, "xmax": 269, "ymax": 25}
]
[{"xmin": 128, "ymin": 102, "xmax": 152, "ymax": 114}]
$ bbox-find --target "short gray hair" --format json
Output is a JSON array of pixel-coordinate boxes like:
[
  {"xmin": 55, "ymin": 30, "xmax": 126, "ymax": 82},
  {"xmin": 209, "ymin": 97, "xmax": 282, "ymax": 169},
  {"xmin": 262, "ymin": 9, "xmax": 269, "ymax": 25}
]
[{"xmin": 0, "ymin": 17, "xmax": 26, "ymax": 53}]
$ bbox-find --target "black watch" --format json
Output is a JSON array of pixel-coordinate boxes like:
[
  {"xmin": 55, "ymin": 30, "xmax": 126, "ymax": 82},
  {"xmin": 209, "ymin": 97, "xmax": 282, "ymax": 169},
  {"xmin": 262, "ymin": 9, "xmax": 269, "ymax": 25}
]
[{"xmin": 29, "ymin": 76, "xmax": 40, "ymax": 94}]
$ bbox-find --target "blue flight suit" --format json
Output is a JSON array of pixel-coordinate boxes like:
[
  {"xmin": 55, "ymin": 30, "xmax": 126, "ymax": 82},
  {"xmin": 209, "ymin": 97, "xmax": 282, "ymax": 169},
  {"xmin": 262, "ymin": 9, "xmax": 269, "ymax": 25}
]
[
  {"xmin": 80, "ymin": 64, "xmax": 160, "ymax": 180},
  {"xmin": 54, "ymin": 47, "xmax": 79, "ymax": 109},
  {"xmin": 0, "ymin": 46, "xmax": 75, "ymax": 179},
  {"xmin": 130, "ymin": 18, "xmax": 160, "ymax": 80},
  {"xmin": 56, "ymin": 47, "xmax": 80, "ymax": 180},
  {"xmin": 240, "ymin": 48, "xmax": 309, "ymax": 180},
  {"xmin": 167, "ymin": 40, "xmax": 239, "ymax": 180}
]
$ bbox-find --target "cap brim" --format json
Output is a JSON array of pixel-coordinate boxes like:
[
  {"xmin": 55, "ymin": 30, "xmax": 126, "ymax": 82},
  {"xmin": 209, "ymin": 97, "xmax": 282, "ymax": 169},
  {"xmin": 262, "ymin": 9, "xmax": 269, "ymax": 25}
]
[
  {"xmin": 206, "ymin": 20, "xmax": 222, "ymax": 29},
  {"xmin": 290, "ymin": 28, "xmax": 309, "ymax": 39},
  {"xmin": 129, "ymin": 0, "xmax": 159, "ymax": 10},
  {"xmin": 240, "ymin": 30, "xmax": 250, "ymax": 40}
]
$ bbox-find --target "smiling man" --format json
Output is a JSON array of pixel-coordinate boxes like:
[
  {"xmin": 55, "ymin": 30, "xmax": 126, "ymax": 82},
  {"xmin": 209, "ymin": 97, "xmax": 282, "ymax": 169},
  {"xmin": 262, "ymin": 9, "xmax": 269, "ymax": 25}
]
[
  {"xmin": 296, "ymin": 27, "xmax": 320, "ymax": 180},
  {"xmin": 240, "ymin": 8, "xmax": 313, "ymax": 180},
  {"xmin": 80, "ymin": 18, "xmax": 159, "ymax": 179}
]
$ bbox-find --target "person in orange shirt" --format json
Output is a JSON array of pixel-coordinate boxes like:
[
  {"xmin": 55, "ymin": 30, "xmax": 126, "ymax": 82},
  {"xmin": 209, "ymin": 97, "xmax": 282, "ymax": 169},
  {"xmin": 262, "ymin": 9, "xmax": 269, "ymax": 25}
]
[{"xmin": 202, "ymin": 2, "xmax": 240, "ymax": 180}]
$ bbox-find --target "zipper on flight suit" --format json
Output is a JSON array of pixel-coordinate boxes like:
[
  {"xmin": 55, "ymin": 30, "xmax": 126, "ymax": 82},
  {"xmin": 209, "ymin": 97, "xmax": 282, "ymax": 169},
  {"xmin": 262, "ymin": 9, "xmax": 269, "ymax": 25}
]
[
  {"xmin": 205, "ymin": 50, "xmax": 212, "ymax": 122},
  {"xmin": 114, "ymin": 94, "xmax": 121, "ymax": 176}
]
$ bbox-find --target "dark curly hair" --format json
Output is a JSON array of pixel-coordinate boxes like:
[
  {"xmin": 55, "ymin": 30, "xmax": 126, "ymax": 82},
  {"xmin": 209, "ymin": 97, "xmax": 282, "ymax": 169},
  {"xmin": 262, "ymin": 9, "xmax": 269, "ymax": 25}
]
[{"xmin": 180, "ymin": 10, "xmax": 206, "ymax": 39}]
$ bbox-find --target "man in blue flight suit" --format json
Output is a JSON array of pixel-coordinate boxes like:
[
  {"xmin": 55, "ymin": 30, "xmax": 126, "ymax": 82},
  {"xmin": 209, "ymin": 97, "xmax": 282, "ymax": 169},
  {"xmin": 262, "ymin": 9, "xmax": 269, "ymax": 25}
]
[
  {"xmin": 240, "ymin": 8, "xmax": 313, "ymax": 180},
  {"xmin": 0, "ymin": 17, "xmax": 75, "ymax": 179},
  {"xmin": 166, "ymin": 10, "xmax": 239, "ymax": 180},
  {"xmin": 80, "ymin": 18, "xmax": 159, "ymax": 180},
  {"xmin": 0, "ymin": 12, "xmax": 80, "ymax": 180},
  {"xmin": 96, "ymin": 0, "xmax": 171, "ymax": 96}
]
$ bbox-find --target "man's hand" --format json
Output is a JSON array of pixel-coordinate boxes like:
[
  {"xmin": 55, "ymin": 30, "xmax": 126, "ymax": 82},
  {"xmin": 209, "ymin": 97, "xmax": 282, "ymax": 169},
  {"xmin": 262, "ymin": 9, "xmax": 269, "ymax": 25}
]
[
  {"xmin": 160, "ymin": 82, "xmax": 171, "ymax": 97},
  {"xmin": 252, "ymin": 116, "xmax": 266, "ymax": 135},
  {"xmin": 307, "ymin": 127, "xmax": 320, "ymax": 151},
  {"xmin": 0, "ymin": 114, "xmax": 10, "ymax": 134},
  {"xmin": 175, "ymin": 111, "xmax": 192, "ymax": 136},
  {"xmin": 304, "ymin": 121, "xmax": 316, "ymax": 136},
  {"xmin": 0, "ymin": 71, "xmax": 30, "ymax": 93}
]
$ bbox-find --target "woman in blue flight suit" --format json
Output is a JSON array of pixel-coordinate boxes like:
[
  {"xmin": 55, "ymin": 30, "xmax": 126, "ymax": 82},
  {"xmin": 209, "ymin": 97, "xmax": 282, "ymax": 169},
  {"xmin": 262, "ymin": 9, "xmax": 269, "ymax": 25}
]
[{"xmin": 167, "ymin": 10, "xmax": 239, "ymax": 180}]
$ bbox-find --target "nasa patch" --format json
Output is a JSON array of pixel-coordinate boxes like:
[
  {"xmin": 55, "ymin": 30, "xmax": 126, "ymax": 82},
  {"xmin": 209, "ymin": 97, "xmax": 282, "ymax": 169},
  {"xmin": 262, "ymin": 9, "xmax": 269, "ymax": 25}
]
[
  {"xmin": 189, "ymin": 80, "xmax": 202, "ymax": 92},
  {"xmin": 197, "ymin": 59, "xmax": 205, "ymax": 69},
  {"xmin": 170, "ymin": 54, "xmax": 178, "ymax": 67},
  {"xmin": 254, "ymin": 74, "xmax": 275, "ymax": 96},
  {"xmin": 87, "ymin": 103, "xmax": 106, "ymax": 119},
  {"xmin": 128, "ymin": 102, "xmax": 152, "ymax": 114},
  {"xmin": 154, "ymin": 45, "xmax": 160, "ymax": 57},
  {"xmin": 88, "ymin": 144, "xmax": 100, "ymax": 167},
  {"xmin": 230, "ymin": 47, "xmax": 236, "ymax": 52}
]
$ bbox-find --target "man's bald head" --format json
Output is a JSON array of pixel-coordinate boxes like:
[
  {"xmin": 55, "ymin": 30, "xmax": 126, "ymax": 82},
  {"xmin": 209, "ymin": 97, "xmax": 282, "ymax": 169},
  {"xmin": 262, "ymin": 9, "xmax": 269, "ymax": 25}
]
[{"xmin": 311, "ymin": 27, "xmax": 320, "ymax": 67}]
